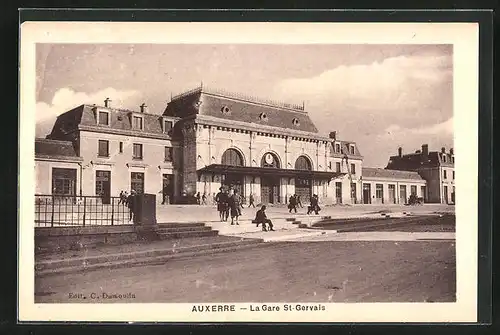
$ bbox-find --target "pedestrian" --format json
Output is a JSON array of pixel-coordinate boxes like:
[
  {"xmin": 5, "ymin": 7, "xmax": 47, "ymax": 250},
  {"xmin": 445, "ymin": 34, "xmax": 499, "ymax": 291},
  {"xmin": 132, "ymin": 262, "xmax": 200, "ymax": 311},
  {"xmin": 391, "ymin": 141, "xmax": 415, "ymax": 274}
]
[
  {"xmin": 297, "ymin": 195, "xmax": 303, "ymax": 208},
  {"xmin": 288, "ymin": 194, "xmax": 297, "ymax": 213},
  {"xmin": 307, "ymin": 194, "xmax": 321, "ymax": 215},
  {"xmin": 161, "ymin": 185, "xmax": 169, "ymax": 205},
  {"xmin": 229, "ymin": 189, "xmax": 242, "ymax": 225},
  {"xmin": 196, "ymin": 192, "xmax": 201, "ymax": 205},
  {"xmin": 254, "ymin": 205, "xmax": 275, "ymax": 232},
  {"xmin": 212, "ymin": 193, "xmax": 217, "ymax": 206},
  {"xmin": 215, "ymin": 187, "xmax": 229, "ymax": 222},
  {"xmin": 127, "ymin": 190, "xmax": 137, "ymax": 222},
  {"xmin": 248, "ymin": 193, "xmax": 256, "ymax": 208},
  {"xmin": 202, "ymin": 192, "xmax": 207, "ymax": 205}
]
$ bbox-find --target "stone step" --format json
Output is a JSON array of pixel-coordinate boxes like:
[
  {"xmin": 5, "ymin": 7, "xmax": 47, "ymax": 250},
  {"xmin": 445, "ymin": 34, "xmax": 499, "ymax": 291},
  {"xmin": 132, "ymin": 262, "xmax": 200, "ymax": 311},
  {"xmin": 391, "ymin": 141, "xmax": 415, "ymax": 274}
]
[
  {"xmin": 157, "ymin": 230, "xmax": 219, "ymax": 239},
  {"xmin": 36, "ymin": 238, "xmax": 266, "ymax": 276},
  {"xmin": 298, "ymin": 223, "xmax": 308, "ymax": 228},
  {"xmin": 156, "ymin": 226, "xmax": 213, "ymax": 233},
  {"xmin": 157, "ymin": 222, "xmax": 206, "ymax": 228},
  {"xmin": 292, "ymin": 221, "xmax": 301, "ymax": 225}
]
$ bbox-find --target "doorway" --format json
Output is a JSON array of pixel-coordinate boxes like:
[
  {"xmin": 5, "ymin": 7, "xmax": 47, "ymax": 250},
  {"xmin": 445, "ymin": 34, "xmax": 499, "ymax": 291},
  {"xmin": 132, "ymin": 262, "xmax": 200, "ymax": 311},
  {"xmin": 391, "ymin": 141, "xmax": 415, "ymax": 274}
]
[
  {"xmin": 443, "ymin": 185, "xmax": 449, "ymax": 204},
  {"xmin": 95, "ymin": 170, "xmax": 111, "ymax": 204},
  {"xmin": 363, "ymin": 183, "xmax": 371, "ymax": 204},
  {"xmin": 162, "ymin": 174, "xmax": 173, "ymax": 204},
  {"xmin": 261, "ymin": 176, "xmax": 280, "ymax": 204},
  {"xmin": 295, "ymin": 177, "xmax": 311, "ymax": 205}
]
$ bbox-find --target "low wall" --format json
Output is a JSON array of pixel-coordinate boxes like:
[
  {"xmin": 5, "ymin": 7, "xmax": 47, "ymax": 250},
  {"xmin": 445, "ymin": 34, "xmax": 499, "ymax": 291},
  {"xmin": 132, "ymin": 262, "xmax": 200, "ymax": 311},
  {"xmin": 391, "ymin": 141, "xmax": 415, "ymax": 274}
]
[{"xmin": 35, "ymin": 225, "xmax": 156, "ymax": 254}]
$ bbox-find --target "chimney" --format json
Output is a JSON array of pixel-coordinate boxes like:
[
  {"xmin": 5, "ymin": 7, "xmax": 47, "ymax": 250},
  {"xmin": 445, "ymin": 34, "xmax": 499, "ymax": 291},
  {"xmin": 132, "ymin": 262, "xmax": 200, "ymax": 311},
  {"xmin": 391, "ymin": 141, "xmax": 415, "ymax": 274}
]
[
  {"xmin": 421, "ymin": 144, "xmax": 429, "ymax": 157},
  {"xmin": 450, "ymin": 148, "xmax": 454, "ymax": 155},
  {"xmin": 329, "ymin": 131, "xmax": 337, "ymax": 140},
  {"xmin": 140, "ymin": 103, "xmax": 147, "ymax": 113},
  {"xmin": 398, "ymin": 147, "xmax": 402, "ymax": 157},
  {"xmin": 441, "ymin": 147, "xmax": 446, "ymax": 153},
  {"xmin": 104, "ymin": 98, "xmax": 111, "ymax": 108}
]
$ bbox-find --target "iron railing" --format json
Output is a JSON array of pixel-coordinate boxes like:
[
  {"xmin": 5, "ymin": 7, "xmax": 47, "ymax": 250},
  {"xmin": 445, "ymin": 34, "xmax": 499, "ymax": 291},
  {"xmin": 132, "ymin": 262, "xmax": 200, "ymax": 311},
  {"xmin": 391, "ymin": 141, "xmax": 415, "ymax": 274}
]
[{"xmin": 35, "ymin": 195, "xmax": 131, "ymax": 227}]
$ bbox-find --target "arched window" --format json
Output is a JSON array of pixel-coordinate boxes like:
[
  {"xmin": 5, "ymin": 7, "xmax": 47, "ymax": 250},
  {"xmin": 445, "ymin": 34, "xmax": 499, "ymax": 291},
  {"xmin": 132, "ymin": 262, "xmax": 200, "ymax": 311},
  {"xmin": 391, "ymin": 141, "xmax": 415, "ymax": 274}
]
[
  {"xmin": 221, "ymin": 148, "xmax": 244, "ymax": 166},
  {"xmin": 261, "ymin": 152, "xmax": 280, "ymax": 168},
  {"xmin": 295, "ymin": 155, "xmax": 312, "ymax": 171}
]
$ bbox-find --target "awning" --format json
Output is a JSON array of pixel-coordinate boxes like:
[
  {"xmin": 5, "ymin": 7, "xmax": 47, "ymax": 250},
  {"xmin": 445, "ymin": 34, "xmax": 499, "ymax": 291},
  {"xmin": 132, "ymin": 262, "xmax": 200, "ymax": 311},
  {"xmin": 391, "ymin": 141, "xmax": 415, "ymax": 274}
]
[{"xmin": 197, "ymin": 164, "xmax": 345, "ymax": 180}]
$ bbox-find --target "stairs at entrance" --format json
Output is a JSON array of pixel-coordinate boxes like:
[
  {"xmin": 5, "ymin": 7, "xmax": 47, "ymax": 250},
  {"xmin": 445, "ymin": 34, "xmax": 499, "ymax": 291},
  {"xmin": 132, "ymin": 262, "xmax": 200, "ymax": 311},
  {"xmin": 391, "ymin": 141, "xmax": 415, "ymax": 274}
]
[{"xmin": 155, "ymin": 222, "xmax": 219, "ymax": 239}]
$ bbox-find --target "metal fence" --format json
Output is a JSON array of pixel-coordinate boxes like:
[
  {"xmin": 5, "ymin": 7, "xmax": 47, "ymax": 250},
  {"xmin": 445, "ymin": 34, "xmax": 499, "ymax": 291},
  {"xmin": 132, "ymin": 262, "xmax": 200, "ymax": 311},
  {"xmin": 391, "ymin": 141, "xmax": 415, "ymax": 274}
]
[{"xmin": 35, "ymin": 195, "xmax": 131, "ymax": 227}]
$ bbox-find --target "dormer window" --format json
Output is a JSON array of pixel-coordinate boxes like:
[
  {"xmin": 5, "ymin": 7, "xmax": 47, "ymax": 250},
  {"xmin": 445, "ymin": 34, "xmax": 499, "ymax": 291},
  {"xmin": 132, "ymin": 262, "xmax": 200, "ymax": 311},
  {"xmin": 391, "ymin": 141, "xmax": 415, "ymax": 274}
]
[
  {"xmin": 349, "ymin": 144, "xmax": 355, "ymax": 155},
  {"xmin": 163, "ymin": 120, "xmax": 173, "ymax": 134},
  {"xmin": 335, "ymin": 143, "xmax": 341, "ymax": 153},
  {"xmin": 443, "ymin": 155, "xmax": 447, "ymax": 163},
  {"xmin": 292, "ymin": 118, "xmax": 300, "ymax": 127},
  {"xmin": 259, "ymin": 113, "xmax": 268, "ymax": 121},
  {"xmin": 132, "ymin": 115, "xmax": 143, "ymax": 130},
  {"xmin": 98, "ymin": 111, "xmax": 110, "ymax": 126},
  {"xmin": 221, "ymin": 106, "xmax": 231, "ymax": 115}
]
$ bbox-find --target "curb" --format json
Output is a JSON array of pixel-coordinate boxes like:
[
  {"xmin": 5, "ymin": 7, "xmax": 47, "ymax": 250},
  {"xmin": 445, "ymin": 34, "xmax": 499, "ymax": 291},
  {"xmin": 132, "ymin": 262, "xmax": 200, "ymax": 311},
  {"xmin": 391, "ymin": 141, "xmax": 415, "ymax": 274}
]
[
  {"xmin": 35, "ymin": 239, "xmax": 266, "ymax": 277},
  {"xmin": 261, "ymin": 230, "xmax": 330, "ymax": 242}
]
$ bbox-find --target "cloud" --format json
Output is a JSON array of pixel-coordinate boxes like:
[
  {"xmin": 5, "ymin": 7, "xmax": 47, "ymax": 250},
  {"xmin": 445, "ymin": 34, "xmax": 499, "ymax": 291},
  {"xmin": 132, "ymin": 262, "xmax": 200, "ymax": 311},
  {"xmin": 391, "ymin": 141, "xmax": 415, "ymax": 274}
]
[
  {"xmin": 274, "ymin": 54, "xmax": 452, "ymax": 109},
  {"xmin": 36, "ymin": 87, "xmax": 140, "ymax": 137},
  {"xmin": 360, "ymin": 117, "xmax": 454, "ymax": 167},
  {"xmin": 272, "ymin": 53, "xmax": 453, "ymax": 167}
]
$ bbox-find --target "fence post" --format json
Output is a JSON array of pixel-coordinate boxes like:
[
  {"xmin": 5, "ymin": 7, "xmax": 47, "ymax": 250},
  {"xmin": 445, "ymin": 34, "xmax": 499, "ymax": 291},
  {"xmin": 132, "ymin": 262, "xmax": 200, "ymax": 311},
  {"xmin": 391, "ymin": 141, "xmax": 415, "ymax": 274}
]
[
  {"xmin": 50, "ymin": 195, "xmax": 55, "ymax": 227},
  {"xmin": 83, "ymin": 197, "xmax": 86, "ymax": 227},
  {"xmin": 111, "ymin": 198, "xmax": 115, "ymax": 226}
]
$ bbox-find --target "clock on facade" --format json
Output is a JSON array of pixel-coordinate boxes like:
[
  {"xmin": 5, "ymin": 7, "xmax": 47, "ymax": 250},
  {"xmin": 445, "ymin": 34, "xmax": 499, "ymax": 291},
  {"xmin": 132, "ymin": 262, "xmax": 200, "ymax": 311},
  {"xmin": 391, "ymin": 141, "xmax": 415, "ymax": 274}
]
[{"xmin": 265, "ymin": 153, "xmax": 274, "ymax": 165}]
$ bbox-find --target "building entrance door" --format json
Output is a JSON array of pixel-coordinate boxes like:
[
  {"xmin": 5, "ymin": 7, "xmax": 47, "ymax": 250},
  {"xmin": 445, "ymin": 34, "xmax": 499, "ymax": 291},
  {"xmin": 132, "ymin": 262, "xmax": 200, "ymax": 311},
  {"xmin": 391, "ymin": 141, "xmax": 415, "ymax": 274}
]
[
  {"xmin": 222, "ymin": 174, "xmax": 244, "ymax": 199},
  {"xmin": 261, "ymin": 176, "xmax": 280, "ymax": 204},
  {"xmin": 95, "ymin": 170, "xmax": 111, "ymax": 204},
  {"xmin": 295, "ymin": 177, "xmax": 311, "ymax": 205},
  {"xmin": 388, "ymin": 184, "xmax": 396, "ymax": 204},
  {"xmin": 443, "ymin": 185, "xmax": 449, "ymax": 204},
  {"xmin": 363, "ymin": 183, "xmax": 371, "ymax": 204},
  {"xmin": 162, "ymin": 174, "xmax": 173, "ymax": 204}
]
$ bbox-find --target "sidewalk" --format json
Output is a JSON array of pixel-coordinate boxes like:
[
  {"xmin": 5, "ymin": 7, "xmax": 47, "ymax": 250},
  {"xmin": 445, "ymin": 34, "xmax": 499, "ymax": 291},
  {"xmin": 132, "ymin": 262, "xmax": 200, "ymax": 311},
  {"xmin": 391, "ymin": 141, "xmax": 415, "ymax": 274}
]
[{"xmin": 156, "ymin": 203, "xmax": 455, "ymax": 224}]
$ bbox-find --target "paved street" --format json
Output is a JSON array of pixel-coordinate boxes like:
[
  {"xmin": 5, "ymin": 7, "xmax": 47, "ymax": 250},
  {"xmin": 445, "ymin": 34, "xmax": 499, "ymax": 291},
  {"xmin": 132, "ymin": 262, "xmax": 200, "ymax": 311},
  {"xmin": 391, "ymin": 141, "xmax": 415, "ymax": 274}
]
[{"xmin": 35, "ymin": 239, "xmax": 455, "ymax": 304}]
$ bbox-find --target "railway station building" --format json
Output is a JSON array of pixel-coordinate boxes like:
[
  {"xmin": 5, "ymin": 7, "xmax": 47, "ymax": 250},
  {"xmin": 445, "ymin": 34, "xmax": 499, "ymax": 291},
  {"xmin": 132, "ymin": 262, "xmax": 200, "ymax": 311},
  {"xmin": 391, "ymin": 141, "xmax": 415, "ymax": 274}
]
[{"xmin": 34, "ymin": 85, "xmax": 453, "ymax": 205}]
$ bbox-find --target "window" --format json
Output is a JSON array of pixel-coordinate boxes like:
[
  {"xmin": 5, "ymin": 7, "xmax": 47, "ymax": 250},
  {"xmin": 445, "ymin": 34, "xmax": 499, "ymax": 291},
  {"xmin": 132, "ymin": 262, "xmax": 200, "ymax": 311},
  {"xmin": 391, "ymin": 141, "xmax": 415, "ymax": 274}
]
[
  {"xmin": 411, "ymin": 185, "xmax": 417, "ymax": 196},
  {"xmin": 164, "ymin": 146, "xmax": 173, "ymax": 162},
  {"xmin": 350, "ymin": 163, "xmax": 356, "ymax": 175},
  {"xmin": 350, "ymin": 145, "xmax": 355, "ymax": 155},
  {"xmin": 292, "ymin": 118, "xmax": 300, "ymax": 126},
  {"xmin": 451, "ymin": 157, "xmax": 455, "ymax": 164},
  {"xmin": 164, "ymin": 120, "xmax": 173, "ymax": 134},
  {"xmin": 452, "ymin": 171, "xmax": 455, "ymax": 179},
  {"xmin": 95, "ymin": 170, "xmax": 111, "ymax": 197},
  {"xmin": 132, "ymin": 116, "xmax": 143, "ymax": 130},
  {"xmin": 376, "ymin": 184, "xmax": 383, "ymax": 199},
  {"xmin": 443, "ymin": 169, "xmax": 447, "ymax": 179},
  {"xmin": 335, "ymin": 143, "xmax": 341, "ymax": 153},
  {"xmin": 133, "ymin": 143, "xmax": 143, "ymax": 160},
  {"xmin": 351, "ymin": 183, "xmax": 357, "ymax": 201},
  {"xmin": 98, "ymin": 111, "xmax": 109, "ymax": 125},
  {"xmin": 222, "ymin": 148, "xmax": 244, "ymax": 166},
  {"xmin": 443, "ymin": 155, "xmax": 447, "ymax": 163},
  {"xmin": 98, "ymin": 140, "xmax": 109, "ymax": 157},
  {"xmin": 336, "ymin": 162, "xmax": 341, "ymax": 172},
  {"xmin": 119, "ymin": 142, "xmax": 123, "ymax": 153},
  {"xmin": 130, "ymin": 172, "xmax": 144, "ymax": 194},
  {"xmin": 328, "ymin": 161, "xmax": 332, "ymax": 170},
  {"xmin": 335, "ymin": 182, "xmax": 342, "ymax": 202},
  {"xmin": 52, "ymin": 168, "xmax": 77, "ymax": 196}
]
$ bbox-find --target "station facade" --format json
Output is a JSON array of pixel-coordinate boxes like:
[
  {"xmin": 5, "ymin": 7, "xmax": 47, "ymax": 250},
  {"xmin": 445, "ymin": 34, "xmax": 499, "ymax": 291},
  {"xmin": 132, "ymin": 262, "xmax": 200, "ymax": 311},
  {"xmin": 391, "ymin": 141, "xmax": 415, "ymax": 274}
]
[{"xmin": 34, "ymin": 85, "xmax": 454, "ymax": 205}]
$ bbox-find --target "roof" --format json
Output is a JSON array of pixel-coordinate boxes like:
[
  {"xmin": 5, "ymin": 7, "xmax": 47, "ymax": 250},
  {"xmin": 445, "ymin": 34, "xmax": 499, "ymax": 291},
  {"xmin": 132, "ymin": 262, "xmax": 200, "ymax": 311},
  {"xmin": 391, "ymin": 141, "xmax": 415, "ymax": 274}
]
[
  {"xmin": 328, "ymin": 141, "xmax": 363, "ymax": 159},
  {"xmin": 48, "ymin": 104, "xmax": 179, "ymax": 140},
  {"xmin": 362, "ymin": 167, "xmax": 425, "ymax": 181},
  {"xmin": 199, "ymin": 164, "xmax": 345, "ymax": 180},
  {"xmin": 35, "ymin": 138, "xmax": 79, "ymax": 157},
  {"xmin": 163, "ymin": 86, "xmax": 318, "ymax": 134},
  {"xmin": 386, "ymin": 151, "xmax": 454, "ymax": 170}
]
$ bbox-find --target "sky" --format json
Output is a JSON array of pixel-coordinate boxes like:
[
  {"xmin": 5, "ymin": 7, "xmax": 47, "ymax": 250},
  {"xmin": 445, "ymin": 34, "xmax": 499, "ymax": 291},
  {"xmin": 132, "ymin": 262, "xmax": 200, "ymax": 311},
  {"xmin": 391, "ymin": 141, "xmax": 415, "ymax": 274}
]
[{"xmin": 36, "ymin": 43, "xmax": 453, "ymax": 167}]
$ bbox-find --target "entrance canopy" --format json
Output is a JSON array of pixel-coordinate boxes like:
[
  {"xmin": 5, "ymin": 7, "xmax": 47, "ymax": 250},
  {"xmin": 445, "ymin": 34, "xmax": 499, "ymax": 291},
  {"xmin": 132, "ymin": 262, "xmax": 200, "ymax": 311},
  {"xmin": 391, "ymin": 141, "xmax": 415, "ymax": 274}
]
[{"xmin": 198, "ymin": 164, "xmax": 345, "ymax": 180}]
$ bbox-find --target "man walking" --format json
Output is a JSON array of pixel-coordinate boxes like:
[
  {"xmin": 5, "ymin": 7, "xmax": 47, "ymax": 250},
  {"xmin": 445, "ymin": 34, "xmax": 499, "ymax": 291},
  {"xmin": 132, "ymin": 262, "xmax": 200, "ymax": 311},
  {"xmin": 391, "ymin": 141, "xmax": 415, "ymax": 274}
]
[
  {"xmin": 215, "ymin": 187, "xmax": 229, "ymax": 222},
  {"xmin": 248, "ymin": 193, "xmax": 256, "ymax": 208},
  {"xmin": 201, "ymin": 192, "xmax": 207, "ymax": 205},
  {"xmin": 127, "ymin": 190, "xmax": 136, "ymax": 223},
  {"xmin": 288, "ymin": 194, "xmax": 297, "ymax": 213},
  {"xmin": 254, "ymin": 205, "xmax": 275, "ymax": 231},
  {"xmin": 229, "ymin": 189, "xmax": 242, "ymax": 225}
]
